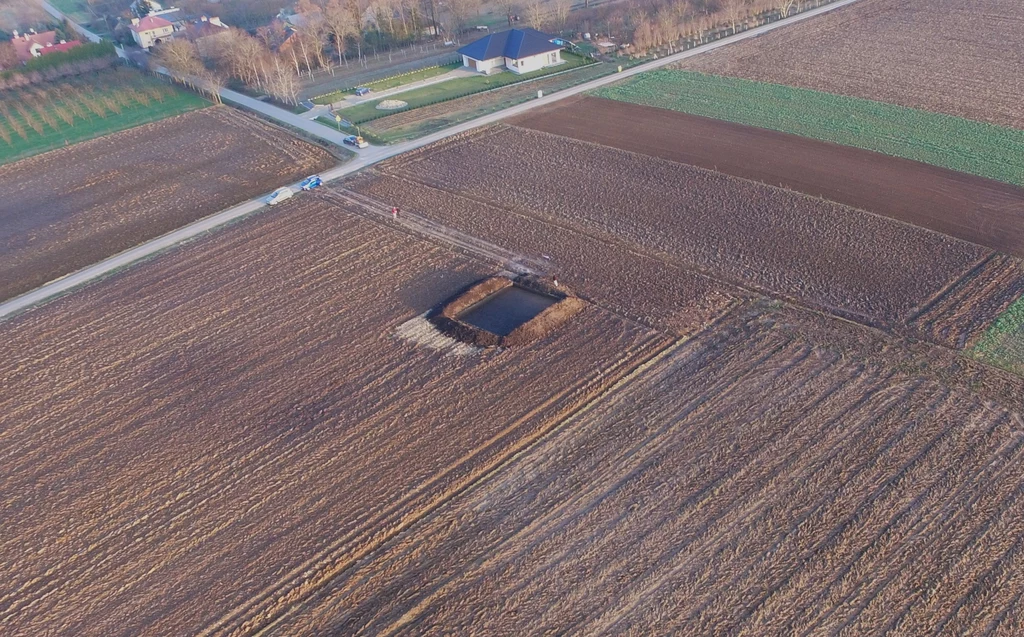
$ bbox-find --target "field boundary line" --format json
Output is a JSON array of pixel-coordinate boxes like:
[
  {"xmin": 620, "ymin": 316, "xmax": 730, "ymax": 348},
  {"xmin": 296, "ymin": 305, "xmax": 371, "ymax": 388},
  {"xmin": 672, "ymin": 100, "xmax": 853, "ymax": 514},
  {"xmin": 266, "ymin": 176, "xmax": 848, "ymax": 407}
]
[
  {"xmin": 204, "ymin": 332, "xmax": 672, "ymax": 635},
  {"xmin": 324, "ymin": 187, "xmax": 550, "ymax": 274},
  {"xmin": 905, "ymin": 252, "xmax": 996, "ymax": 324}
]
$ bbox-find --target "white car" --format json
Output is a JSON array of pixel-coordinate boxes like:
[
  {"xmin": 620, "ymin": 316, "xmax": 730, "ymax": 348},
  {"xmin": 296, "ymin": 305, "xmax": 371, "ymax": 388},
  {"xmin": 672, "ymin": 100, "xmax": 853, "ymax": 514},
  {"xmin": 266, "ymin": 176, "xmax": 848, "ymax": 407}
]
[{"xmin": 266, "ymin": 186, "xmax": 294, "ymax": 206}]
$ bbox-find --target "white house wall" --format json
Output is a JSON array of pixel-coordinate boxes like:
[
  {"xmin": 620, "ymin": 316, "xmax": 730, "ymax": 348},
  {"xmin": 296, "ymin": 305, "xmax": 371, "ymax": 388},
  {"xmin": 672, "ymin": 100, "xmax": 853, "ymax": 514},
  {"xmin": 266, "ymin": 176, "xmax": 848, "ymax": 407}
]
[
  {"xmin": 463, "ymin": 55, "xmax": 502, "ymax": 73},
  {"xmin": 506, "ymin": 50, "xmax": 561, "ymax": 74}
]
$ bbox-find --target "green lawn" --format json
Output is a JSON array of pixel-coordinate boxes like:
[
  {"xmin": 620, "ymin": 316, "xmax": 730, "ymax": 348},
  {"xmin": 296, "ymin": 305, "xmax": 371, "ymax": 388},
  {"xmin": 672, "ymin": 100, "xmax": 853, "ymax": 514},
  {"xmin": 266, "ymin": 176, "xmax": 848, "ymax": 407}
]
[
  {"xmin": 336, "ymin": 52, "xmax": 594, "ymax": 125},
  {"xmin": 592, "ymin": 70, "xmax": 1024, "ymax": 188},
  {"xmin": 971, "ymin": 296, "xmax": 1024, "ymax": 377},
  {"xmin": 312, "ymin": 62, "xmax": 462, "ymax": 104},
  {"xmin": 48, "ymin": 0, "xmax": 111, "ymax": 35},
  {"xmin": 366, "ymin": 61, "xmax": 615, "ymax": 144},
  {"xmin": 0, "ymin": 73, "xmax": 207, "ymax": 165}
]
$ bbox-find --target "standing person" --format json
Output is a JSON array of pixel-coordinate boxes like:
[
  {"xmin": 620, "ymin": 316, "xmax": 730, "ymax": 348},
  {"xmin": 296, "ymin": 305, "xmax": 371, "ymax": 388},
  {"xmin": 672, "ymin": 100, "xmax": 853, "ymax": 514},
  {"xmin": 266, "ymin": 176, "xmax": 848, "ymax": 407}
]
[{"xmin": 391, "ymin": 207, "xmax": 399, "ymax": 220}]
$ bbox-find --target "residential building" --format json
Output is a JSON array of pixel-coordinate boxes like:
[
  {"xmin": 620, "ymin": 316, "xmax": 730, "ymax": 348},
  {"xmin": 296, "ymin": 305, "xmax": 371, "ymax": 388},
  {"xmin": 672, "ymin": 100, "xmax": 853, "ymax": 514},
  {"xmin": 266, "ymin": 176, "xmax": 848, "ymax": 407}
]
[
  {"xmin": 129, "ymin": 15, "xmax": 175, "ymax": 49},
  {"xmin": 458, "ymin": 28, "xmax": 563, "ymax": 75}
]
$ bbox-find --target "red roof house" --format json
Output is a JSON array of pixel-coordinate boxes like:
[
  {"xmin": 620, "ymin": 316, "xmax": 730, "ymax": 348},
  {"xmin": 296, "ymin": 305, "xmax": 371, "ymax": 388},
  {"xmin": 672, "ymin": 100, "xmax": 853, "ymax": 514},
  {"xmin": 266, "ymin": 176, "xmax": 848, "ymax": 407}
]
[
  {"xmin": 129, "ymin": 15, "xmax": 175, "ymax": 49},
  {"xmin": 12, "ymin": 31, "xmax": 56, "ymax": 62}
]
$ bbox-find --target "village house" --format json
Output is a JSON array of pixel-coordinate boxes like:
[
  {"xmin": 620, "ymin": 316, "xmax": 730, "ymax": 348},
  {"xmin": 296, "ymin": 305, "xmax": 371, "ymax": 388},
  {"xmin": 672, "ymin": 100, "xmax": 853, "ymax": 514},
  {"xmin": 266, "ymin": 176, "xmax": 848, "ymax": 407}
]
[
  {"xmin": 458, "ymin": 28, "xmax": 563, "ymax": 75},
  {"xmin": 11, "ymin": 30, "xmax": 82, "ymax": 63},
  {"xmin": 129, "ymin": 15, "xmax": 175, "ymax": 50},
  {"xmin": 183, "ymin": 16, "xmax": 229, "ymax": 57}
]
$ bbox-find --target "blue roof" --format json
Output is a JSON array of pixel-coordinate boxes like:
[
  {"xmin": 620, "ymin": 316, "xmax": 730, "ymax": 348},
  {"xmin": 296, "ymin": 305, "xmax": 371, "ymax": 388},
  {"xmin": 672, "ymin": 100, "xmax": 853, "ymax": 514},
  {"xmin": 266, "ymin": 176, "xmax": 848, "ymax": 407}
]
[{"xmin": 458, "ymin": 28, "xmax": 561, "ymax": 61}]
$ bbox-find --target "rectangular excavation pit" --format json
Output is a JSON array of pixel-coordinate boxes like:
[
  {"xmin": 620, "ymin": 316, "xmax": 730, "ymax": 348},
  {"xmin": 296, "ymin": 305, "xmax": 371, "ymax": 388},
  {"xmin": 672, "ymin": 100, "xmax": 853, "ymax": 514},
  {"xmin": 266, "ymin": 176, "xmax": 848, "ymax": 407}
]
[{"xmin": 458, "ymin": 285, "xmax": 560, "ymax": 337}]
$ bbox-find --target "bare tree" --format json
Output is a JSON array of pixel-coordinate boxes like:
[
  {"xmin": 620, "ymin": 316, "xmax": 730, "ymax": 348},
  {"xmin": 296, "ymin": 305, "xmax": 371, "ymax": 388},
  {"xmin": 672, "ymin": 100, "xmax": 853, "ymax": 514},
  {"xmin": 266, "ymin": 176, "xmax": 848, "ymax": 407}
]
[
  {"xmin": 266, "ymin": 55, "xmax": 301, "ymax": 104},
  {"xmin": 325, "ymin": 0, "xmax": 359, "ymax": 65},
  {"xmin": 503, "ymin": 0, "xmax": 519, "ymax": 26},
  {"xmin": 153, "ymin": 39, "xmax": 204, "ymax": 81},
  {"xmin": 445, "ymin": 0, "xmax": 481, "ymax": 34},
  {"xmin": 153, "ymin": 39, "xmax": 222, "ymax": 102},
  {"xmin": 776, "ymin": 0, "xmax": 797, "ymax": 17},
  {"xmin": 551, "ymin": 0, "xmax": 572, "ymax": 31},
  {"xmin": 720, "ymin": 0, "xmax": 747, "ymax": 32},
  {"xmin": 523, "ymin": 0, "xmax": 546, "ymax": 30}
]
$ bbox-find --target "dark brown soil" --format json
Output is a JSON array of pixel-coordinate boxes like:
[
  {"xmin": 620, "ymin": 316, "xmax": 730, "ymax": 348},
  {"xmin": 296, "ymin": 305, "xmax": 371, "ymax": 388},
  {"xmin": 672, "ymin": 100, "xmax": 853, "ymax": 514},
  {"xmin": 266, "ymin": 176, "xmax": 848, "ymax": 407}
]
[
  {"xmin": 371, "ymin": 126, "xmax": 988, "ymax": 330},
  {"xmin": 511, "ymin": 96, "xmax": 1024, "ymax": 258},
  {"xmin": 0, "ymin": 106, "xmax": 336, "ymax": 302}
]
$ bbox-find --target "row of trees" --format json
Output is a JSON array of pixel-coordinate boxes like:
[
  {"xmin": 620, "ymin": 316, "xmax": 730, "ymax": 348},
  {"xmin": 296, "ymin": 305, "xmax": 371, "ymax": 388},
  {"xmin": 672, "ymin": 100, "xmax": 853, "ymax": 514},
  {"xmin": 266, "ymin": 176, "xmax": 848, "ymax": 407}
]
[
  {"xmin": 579, "ymin": 0, "xmax": 819, "ymax": 55},
  {"xmin": 155, "ymin": 0, "xmax": 450, "ymax": 105},
  {"xmin": 0, "ymin": 67, "xmax": 174, "ymax": 145},
  {"xmin": 153, "ymin": 0, "xmax": 824, "ymax": 105},
  {"xmin": 0, "ymin": 43, "xmax": 119, "ymax": 91}
]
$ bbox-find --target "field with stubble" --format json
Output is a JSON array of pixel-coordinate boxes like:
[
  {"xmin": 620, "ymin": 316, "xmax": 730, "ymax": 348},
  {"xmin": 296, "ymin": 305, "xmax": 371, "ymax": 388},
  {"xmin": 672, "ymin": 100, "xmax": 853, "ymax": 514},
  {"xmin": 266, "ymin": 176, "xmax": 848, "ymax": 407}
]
[
  {"xmin": 0, "ymin": 106, "xmax": 336, "ymax": 302},
  {"xmin": 363, "ymin": 126, "xmax": 996, "ymax": 333},
  {"xmin": 0, "ymin": 195, "xmax": 666, "ymax": 635},
  {"xmin": 678, "ymin": 0, "xmax": 1024, "ymax": 130},
  {"xmin": 270, "ymin": 304, "xmax": 1024, "ymax": 636}
]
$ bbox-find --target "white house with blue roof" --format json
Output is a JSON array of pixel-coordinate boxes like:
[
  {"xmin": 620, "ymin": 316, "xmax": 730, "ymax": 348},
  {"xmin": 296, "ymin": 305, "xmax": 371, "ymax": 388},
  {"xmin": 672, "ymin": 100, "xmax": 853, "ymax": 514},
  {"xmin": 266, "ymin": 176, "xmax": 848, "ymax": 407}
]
[{"xmin": 457, "ymin": 28, "xmax": 563, "ymax": 75}]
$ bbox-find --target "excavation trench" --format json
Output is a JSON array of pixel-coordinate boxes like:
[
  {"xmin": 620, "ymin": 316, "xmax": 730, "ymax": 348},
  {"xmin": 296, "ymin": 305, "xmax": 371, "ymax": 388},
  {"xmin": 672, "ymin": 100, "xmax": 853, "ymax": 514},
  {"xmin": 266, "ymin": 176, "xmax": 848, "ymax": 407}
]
[{"xmin": 431, "ymin": 276, "xmax": 584, "ymax": 347}]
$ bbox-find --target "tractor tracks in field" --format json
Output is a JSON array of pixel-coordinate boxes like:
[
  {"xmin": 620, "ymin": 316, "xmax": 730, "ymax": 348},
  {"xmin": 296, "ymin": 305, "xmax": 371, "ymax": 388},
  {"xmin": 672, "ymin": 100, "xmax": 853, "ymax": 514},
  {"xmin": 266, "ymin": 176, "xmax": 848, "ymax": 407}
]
[
  {"xmin": 202, "ymin": 329, "xmax": 682, "ymax": 636},
  {"xmin": 322, "ymin": 188, "xmax": 552, "ymax": 277}
]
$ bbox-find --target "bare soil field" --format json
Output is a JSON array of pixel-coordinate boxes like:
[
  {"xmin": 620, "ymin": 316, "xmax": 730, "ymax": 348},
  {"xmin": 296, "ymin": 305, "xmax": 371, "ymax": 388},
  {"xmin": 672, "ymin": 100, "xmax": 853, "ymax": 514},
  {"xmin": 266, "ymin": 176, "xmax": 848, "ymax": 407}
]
[
  {"xmin": 678, "ymin": 0, "xmax": 1024, "ymax": 129},
  {"xmin": 271, "ymin": 303, "xmax": 1024, "ymax": 636},
  {"xmin": 366, "ymin": 126, "xmax": 991, "ymax": 332},
  {"xmin": 0, "ymin": 106, "xmax": 336, "ymax": 302},
  {"xmin": 513, "ymin": 96, "xmax": 1024, "ymax": 258},
  {"xmin": 0, "ymin": 196, "xmax": 665, "ymax": 635}
]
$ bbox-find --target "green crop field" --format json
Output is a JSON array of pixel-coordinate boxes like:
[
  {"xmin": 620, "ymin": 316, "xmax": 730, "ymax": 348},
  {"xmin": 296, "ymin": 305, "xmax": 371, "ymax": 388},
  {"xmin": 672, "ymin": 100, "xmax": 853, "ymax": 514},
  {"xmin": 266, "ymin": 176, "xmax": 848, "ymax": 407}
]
[
  {"xmin": 593, "ymin": 70, "xmax": 1024, "ymax": 188},
  {"xmin": 0, "ymin": 68, "xmax": 207, "ymax": 165},
  {"xmin": 971, "ymin": 296, "xmax": 1024, "ymax": 376}
]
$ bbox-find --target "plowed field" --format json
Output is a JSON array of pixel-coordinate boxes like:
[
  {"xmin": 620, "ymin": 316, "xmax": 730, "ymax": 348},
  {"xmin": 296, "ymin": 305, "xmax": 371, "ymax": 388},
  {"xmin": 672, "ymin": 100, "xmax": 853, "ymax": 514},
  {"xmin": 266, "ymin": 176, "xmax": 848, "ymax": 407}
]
[
  {"xmin": 365, "ymin": 126, "xmax": 990, "ymax": 332},
  {"xmin": 272, "ymin": 305, "xmax": 1024, "ymax": 636},
  {"xmin": 678, "ymin": 0, "xmax": 1024, "ymax": 129},
  {"xmin": 0, "ymin": 106, "xmax": 336, "ymax": 301},
  {"xmin": 0, "ymin": 196, "xmax": 665, "ymax": 635},
  {"xmin": 512, "ymin": 96, "xmax": 1024, "ymax": 258}
]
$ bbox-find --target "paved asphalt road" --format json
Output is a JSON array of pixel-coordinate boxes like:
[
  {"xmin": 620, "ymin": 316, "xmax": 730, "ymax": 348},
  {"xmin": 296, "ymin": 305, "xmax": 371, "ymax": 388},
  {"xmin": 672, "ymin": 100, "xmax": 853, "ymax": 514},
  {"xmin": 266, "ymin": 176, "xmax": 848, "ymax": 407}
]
[{"xmin": 0, "ymin": 0, "xmax": 861, "ymax": 321}]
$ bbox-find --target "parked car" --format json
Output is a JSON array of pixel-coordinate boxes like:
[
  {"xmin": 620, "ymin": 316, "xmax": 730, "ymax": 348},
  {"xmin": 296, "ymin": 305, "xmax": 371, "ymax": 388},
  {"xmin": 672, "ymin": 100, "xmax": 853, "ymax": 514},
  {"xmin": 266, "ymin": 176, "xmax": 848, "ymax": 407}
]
[
  {"xmin": 266, "ymin": 186, "xmax": 294, "ymax": 205},
  {"xmin": 354, "ymin": 87, "xmax": 371, "ymax": 96},
  {"xmin": 299, "ymin": 175, "xmax": 322, "ymax": 191},
  {"xmin": 474, "ymin": 25, "xmax": 489, "ymax": 31},
  {"xmin": 343, "ymin": 135, "xmax": 369, "ymax": 149}
]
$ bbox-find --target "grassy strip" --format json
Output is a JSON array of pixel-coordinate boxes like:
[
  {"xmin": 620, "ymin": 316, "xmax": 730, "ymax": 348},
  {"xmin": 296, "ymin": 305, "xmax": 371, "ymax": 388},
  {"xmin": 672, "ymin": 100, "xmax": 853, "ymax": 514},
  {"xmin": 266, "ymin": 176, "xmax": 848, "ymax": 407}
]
[
  {"xmin": 592, "ymin": 70, "xmax": 1024, "ymax": 188},
  {"xmin": 971, "ymin": 296, "xmax": 1024, "ymax": 377},
  {"xmin": 312, "ymin": 62, "xmax": 461, "ymax": 104},
  {"xmin": 371, "ymin": 62, "xmax": 617, "ymax": 143},
  {"xmin": 314, "ymin": 58, "xmax": 612, "ymax": 144},
  {"xmin": 336, "ymin": 52, "xmax": 593, "ymax": 125},
  {"xmin": 0, "ymin": 74, "xmax": 207, "ymax": 165}
]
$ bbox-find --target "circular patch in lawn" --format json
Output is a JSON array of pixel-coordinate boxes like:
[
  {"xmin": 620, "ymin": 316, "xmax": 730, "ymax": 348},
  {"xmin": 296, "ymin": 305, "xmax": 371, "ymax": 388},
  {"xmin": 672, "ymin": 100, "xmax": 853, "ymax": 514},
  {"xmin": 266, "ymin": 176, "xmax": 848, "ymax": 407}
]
[{"xmin": 376, "ymin": 100, "xmax": 408, "ymax": 110}]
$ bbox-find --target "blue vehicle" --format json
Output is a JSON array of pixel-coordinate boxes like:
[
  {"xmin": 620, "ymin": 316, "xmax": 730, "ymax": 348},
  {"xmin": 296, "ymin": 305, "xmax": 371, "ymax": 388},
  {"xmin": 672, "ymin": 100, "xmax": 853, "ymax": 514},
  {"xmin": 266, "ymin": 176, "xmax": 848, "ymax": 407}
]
[
  {"xmin": 354, "ymin": 87, "xmax": 371, "ymax": 96},
  {"xmin": 299, "ymin": 175, "xmax": 322, "ymax": 191}
]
